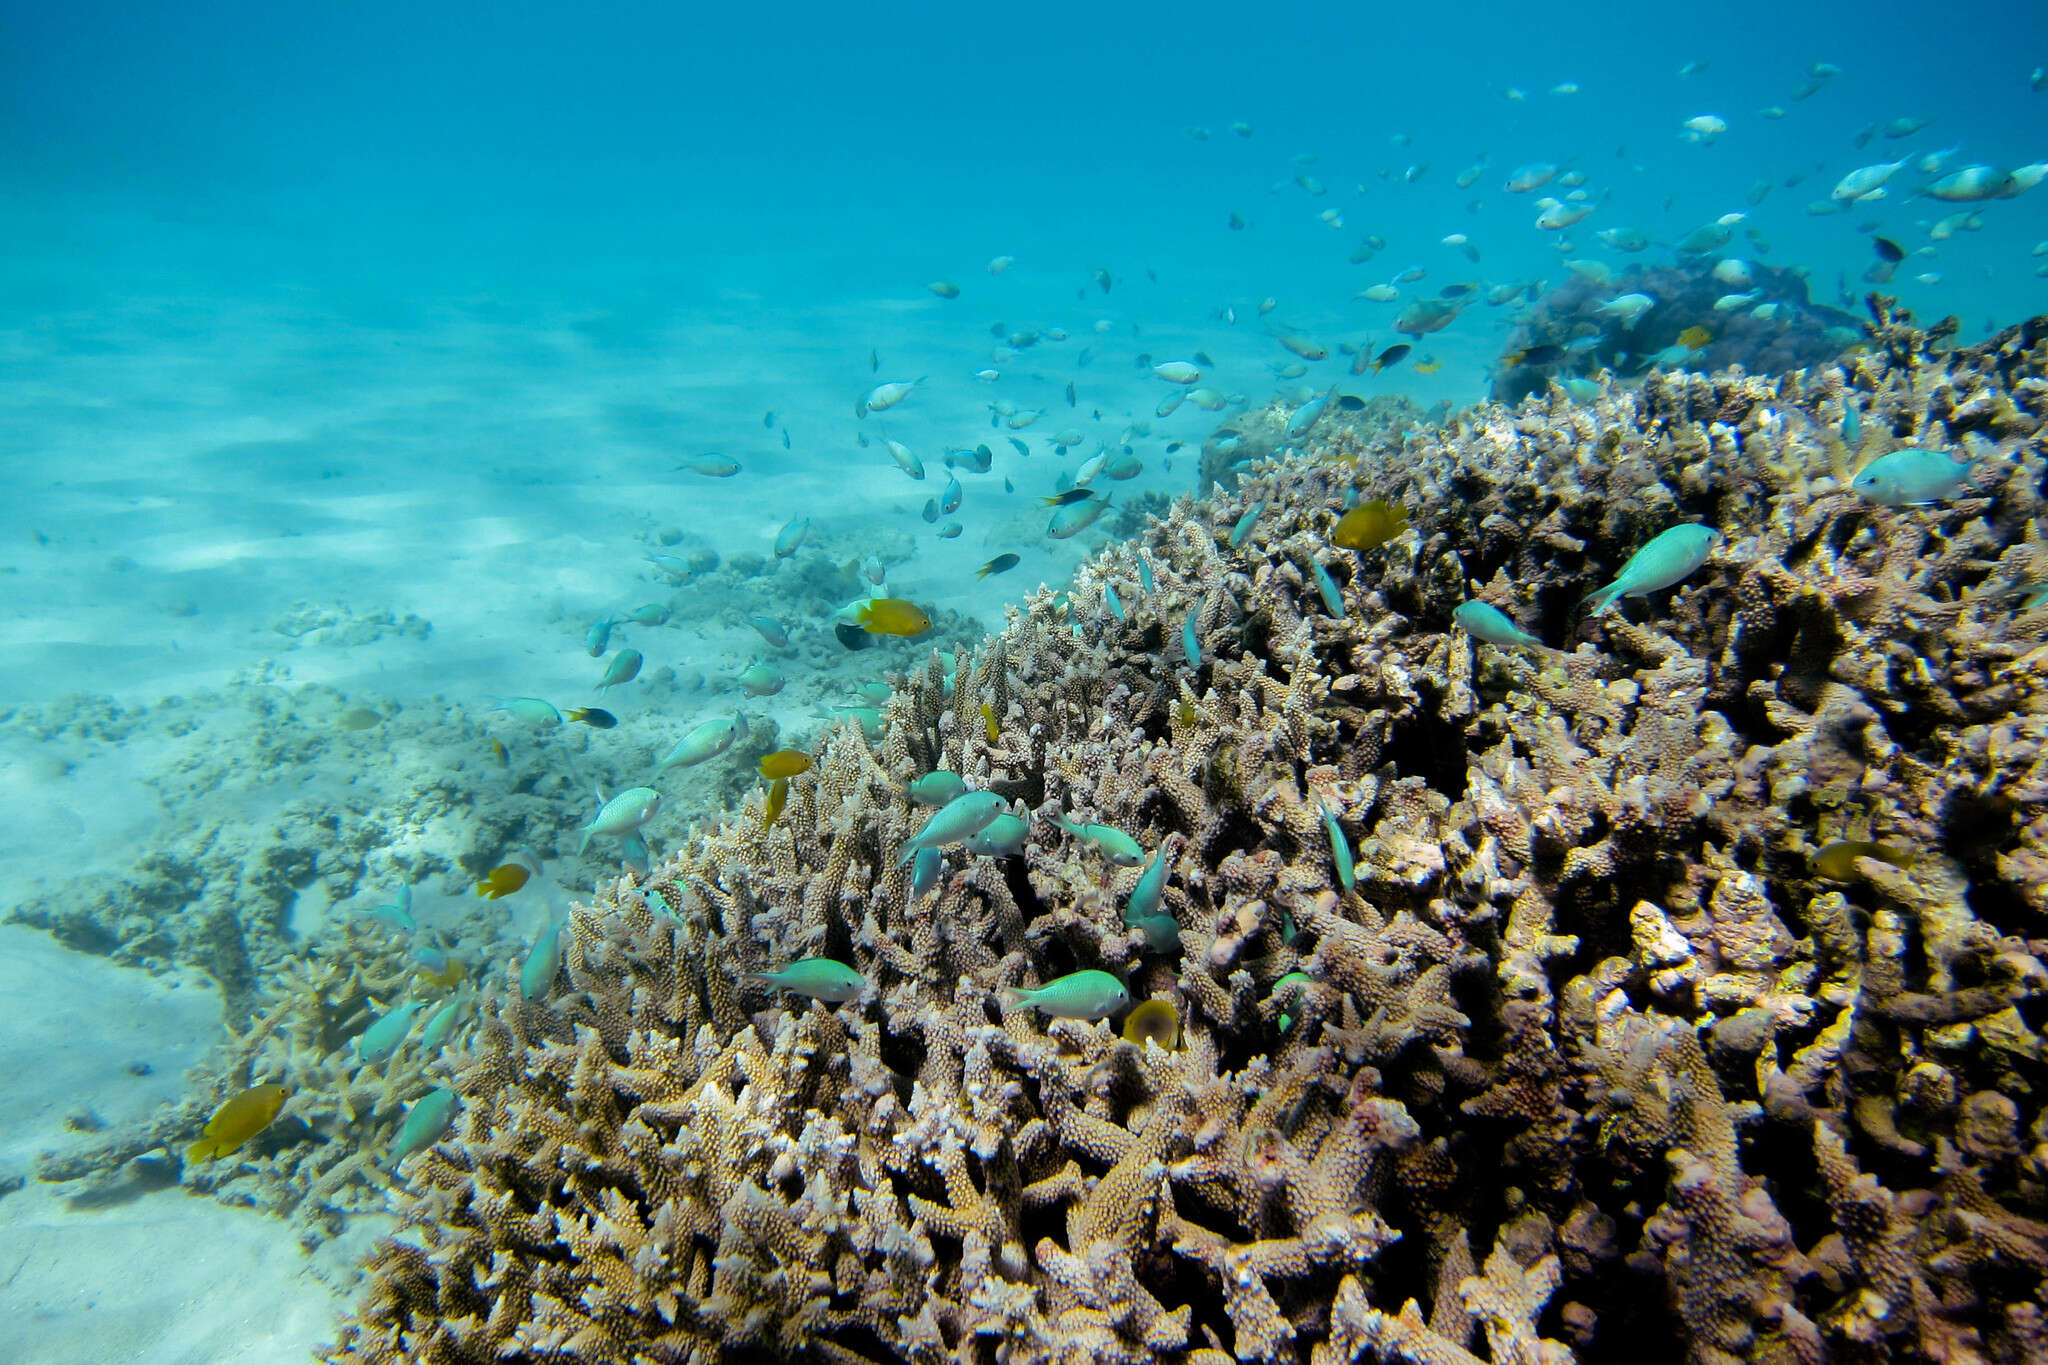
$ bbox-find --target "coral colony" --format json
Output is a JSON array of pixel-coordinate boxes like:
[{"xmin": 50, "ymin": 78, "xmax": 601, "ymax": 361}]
[{"xmin": 54, "ymin": 301, "xmax": 2048, "ymax": 1363}]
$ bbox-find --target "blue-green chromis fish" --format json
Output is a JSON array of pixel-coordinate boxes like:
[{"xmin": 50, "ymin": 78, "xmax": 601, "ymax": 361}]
[
  {"xmin": 492, "ymin": 697, "xmax": 561, "ymax": 726},
  {"xmin": 394, "ymin": 1088, "xmax": 460, "ymax": 1158},
  {"xmin": 595, "ymin": 649, "xmax": 643, "ymax": 692},
  {"xmin": 1182, "ymin": 607, "xmax": 1203, "ymax": 667},
  {"xmin": 1311, "ymin": 559, "xmax": 1344, "ymax": 616},
  {"xmin": 1230, "ymin": 501, "xmax": 1265, "ymax": 548},
  {"xmin": 1137, "ymin": 554, "xmax": 1155, "ymax": 593},
  {"xmin": 963, "ymin": 812, "xmax": 1029, "ymax": 857},
  {"xmin": 1131, "ymin": 913, "xmax": 1180, "ymax": 954},
  {"xmin": 578, "ymin": 787, "xmax": 662, "ymax": 854},
  {"xmin": 1104, "ymin": 582, "xmax": 1125, "ymax": 621},
  {"xmin": 1047, "ymin": 494, "xmax": 1111, "ymax": 539},
  {"xmin": 627, "ymin": 603, "xmax": 670, "ymax": 626},
  {"xmin": 359, "ymin": 885, "xmax": 414, "ymax": 932},
  {"xmin": 1581, "ymin": 524, "xmax": 1723, "ymax": 616},
  {"xmin": 419, "ymin": 998, "xmax": 465, "ymax": 1052},
  {"xmin": 746, "ymin": 957, "xmax": 867, "ymax": 1003},
  {"xmin": 1851, "ymin": 448, "xmax": 1976, "ymax": 506},
  {"xmin": 1054, "ymin": 815, "xmax": 1144, "ymax": 866},
  {"xmin": 357, "ymin": 1001, "xmax": 422, "ymax": 1064},
  {"xmin": 1840, "ymin": 404, "xmax": 1862, "ymax": 448},
  {"xmin": 1000, "ymin": 970, "xmax": 1131, "ymax": 1021},
  {"xmin": 897, "ymin": 791, "xmax": 1010, "ymax": 863},
  {"xmin": 737, "ymin": 661, "xmax": 785, "ymax": 696},
  {"xmin": 1285, "ymin": 388, "xmax": 1329, "ymax": 437},
  {"xmin": 905, "ymin": 770, "xmax": 969, "ymax": 806},
  {"xmin": 1272, "ymin": 971, "xmax": 1315, "ymax": 1030},
  {"xmin": 1123, "ymin": 842, "xmax": 1171, "ymax": 924},
  {"xmin": 657, "ymin": 714, "xmax": 745, "ymax": 771},
  {"xmin": 585, "ymin": 618, "xmax": 616, "ymax": 657},
  {"xmin": 1452, "ymin": 601, "xmax": 1553, "ymax": 654},
  {"xmin": 521, "ymin": 921, "xmax": 564, "ymax": 1001},
  {"xmin": 910, "ymin": 846, "xmax": 943, "ymax": 898},
  {"xmin": 1320, "ymin": 802, "xmax": 1355, "ymax": 894},
  {"xmin": 748, "ymin": 615, "xmax": 790, "ymax": 648},
  {"xmin": 856, "ymin": 682, "xmax": 892, "ymax": 706},
  {"xmin": 774, "ymin": 517, "xmax": 810, "ymax": 558}
]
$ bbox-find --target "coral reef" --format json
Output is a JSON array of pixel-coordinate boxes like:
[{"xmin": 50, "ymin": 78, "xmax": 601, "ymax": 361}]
[{"xmin": 327, "ymin": 301, "xmax": 2048, "ymax": 1363}]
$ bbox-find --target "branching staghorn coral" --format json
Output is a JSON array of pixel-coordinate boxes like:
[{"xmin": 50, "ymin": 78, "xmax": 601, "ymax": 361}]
[{"xmin": 329, "ymin": 304, "xmax": 2048, "ymax": 1364}]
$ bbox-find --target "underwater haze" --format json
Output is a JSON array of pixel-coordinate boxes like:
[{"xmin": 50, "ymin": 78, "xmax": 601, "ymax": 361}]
[{"xmin": 3, "ymin": 1, "xmax": 2048, "ymax": 1362}]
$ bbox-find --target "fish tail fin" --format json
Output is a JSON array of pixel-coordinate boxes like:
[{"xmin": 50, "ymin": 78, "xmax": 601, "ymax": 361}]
[
  {"xmin": 1579, "ymin": 582, "xmax": 1623, "ymax": 617},
  {"xmin": 577, "ymin": 830, "xmax": 594, "ymax": 856},
  {"xmin": 894, "ymin": 841, "xmax": 921, "ymax": 868},
  {"xmin": 185, "ymin": 1138, "xmax": 217, "ymax": 1164}
]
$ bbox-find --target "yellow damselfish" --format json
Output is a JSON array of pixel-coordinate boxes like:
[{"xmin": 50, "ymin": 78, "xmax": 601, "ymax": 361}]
[
  {"xmin": 187, "ymin": 1083, "xmax": 288, "ymax": 1163},
  {"xmin": 763, "ymin": 776, "xmax": 789, "ymax": 830},
  {"xmin": 759, "ymin": 750, "xmax": 813, "ymax": 779},
  {"xmin": 856, "ymin": 598, "xmax": 932, "ymax": 637},
  {"xmin": 1331, "ymin": 499, "xmax": 1409, "ymax": 552},
  {"xmin": 981, "ymin": 703, "xmax": 999, "ymax": 744},
  {"xmin": 475, "ymin": 864, "xmax": 531, "ymax": 899}
]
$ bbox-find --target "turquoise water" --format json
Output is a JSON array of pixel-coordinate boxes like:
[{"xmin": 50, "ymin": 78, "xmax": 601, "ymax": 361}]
[{"xmin": 2, "ymin": 3, "xmax": 2046, "ymax": 1360}]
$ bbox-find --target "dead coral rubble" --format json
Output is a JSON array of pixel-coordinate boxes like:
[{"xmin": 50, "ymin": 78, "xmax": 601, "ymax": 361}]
[{"xmin": 328, "ymin": 305, "xmax": 2048, "ymax": 1364}]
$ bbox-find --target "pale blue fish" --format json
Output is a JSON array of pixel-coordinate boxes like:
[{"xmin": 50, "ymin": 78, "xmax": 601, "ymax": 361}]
[
  {"xmin": 493, "ymin": 697, "xmax": 561, "ymax": 726},
  {"xmin": 940, "ymin": 473, "xmax": 964, "ymax": 515},
  {"xmin": 1230, "ymin": 502, "xmax": 1264, "ymax": 549},
  {"xmin": 748, "ymin": 615, "xmax": 790, "ymax": 648},
  {"xmin": 645, "ymin": 552, "xmax": 693, "ymax": 576},
  {"xmin": 896, "ymin": 791, "xmax": 1010, "ymax": 864},
  {"xmin": 394, "ymin": 1088, "xmax": 459, "ymax": 1158},
  {"xmin": 1851, "ymin": 448, "xmax": 1976, "ymax": 506},
  {"xmin": 905, "ymin": 771, "xmax": 970, "ymax": 806},
  {"xmin": 1137, "ymin": 554, "xmax": 1155, "ymax": 593},
  {"xmin": 1311, "ymin": 559, "xmax": 1344, "ymax": 616},
  {"xmin": 856, "ymin": 682, "xmax": 892, "ymax": 706},
  {"xmin": 944, "ymin": 444, "xmax": 993, "ymax": 472},
  {"xmin": 1007, "ymin": 436, "xmax": 1030, "ymax": 458},
  {"xmin": 657, "ymin": 714, "xmax": 745, "ymax": 771},
  {"xmin": 595, "ymin": 649, "xmax": 643, "ymax": 692},
  {"xmin": 619, "ymin": 833, "xmax": 651, "ymax": 874},
  {"xmin": 520, "ymin": 920, "xmax": 564, "ymax": 1001},
  {"xmin": 745, "ymin": 957, "xmax": 867, "ymax": 1003},
  {"xmin": 419, "ymin": 998, "xmax": 465, "ymax": 1052},
  {"xmin": 357, "ymin": 1001, "xmax": 423, "ymax": 1064},
  {"xmin": 1581, "ymin": 525, "xmax": 1723, "ymax": 616},
  {"xmin": 1182, "ymin": 606, "xmax": 1203, "ymax": 667},
  {"xmin": 910, "ymin": 846, "xmax": 944, "ymax": 899},
  {"xmin": 1054, "ymin": 815, "xmax": 1144, "ymax": 866},
  {"xmin": 1104, "ymin": 583, "xmax": 1125, "ymax": 621},
  {"xmin": 938, "ymin": 521, "xmax": 963, "ymax": 539},
  {"xmin": 737, "ymin": 661, "xmax": 785, "ymax": 696},
  {"xmin": 1453, "ymin": 601, "xmax": 1553, "ymax": 654},
  {"xmin": 577, "ymin": 787, "xmax": 663, "ymax": 854},
  {"xmin": 678, "ymin": 453, "xmax": 741, "ymax": 477},
  {"xmin": 358, "ymin": 885, "xmax": 415, "ymax": 932},
  {"xmin": 585, "ymin": 618, "xmax": 616, "ymax": 657},
  {"xmin": 963, "ymin": 812, "xmax": 1028, "ymax": 857},
  {"xmin": 1840, "ymin": 404, "xmax": 1862, "ymax": 448},
  {"xmin": 627, "ymin": 603, "xmax": 669, "ymax": 626},
  {"xmin": 1123, "ymin": 842, "xmax": 1171, "ymax": 924},
  {"xmin": 774, "ymin": 517, "xmax": 810, "ymax": 559},
  {"xmin": 1320, "ymin": 802, "xmax": 1356, "ymax": 894},
  {"xmin": 999, "ymin": 970, "xmax": 1131, "ymax": 1021},
  {"xmin": 1285, "ymin": 387, "xmax": 1331, "ymax": 437}
]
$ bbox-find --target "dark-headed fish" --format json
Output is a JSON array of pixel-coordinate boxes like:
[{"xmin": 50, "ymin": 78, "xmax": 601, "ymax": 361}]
[
  {"xmin": 562, "ymin": 707, "xmax": 616, "ymax": 729},
  {"xmin": 1371, "ymin": 343, "xmax": 1412, "ymax": 373},
  {"xmin": 1042, "ymin": 488, "xmax": 1096, "ymax": 507},
  {"xmin": 978, "ymin": 553, "xmax": 1021, "ymax": 578}
]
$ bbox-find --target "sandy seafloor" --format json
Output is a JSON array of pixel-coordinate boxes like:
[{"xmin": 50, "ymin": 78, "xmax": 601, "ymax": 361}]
[{"xmin": 6, "ymin": 5, "xmax": 2048, "ymax": 1357}]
